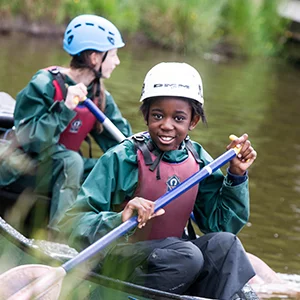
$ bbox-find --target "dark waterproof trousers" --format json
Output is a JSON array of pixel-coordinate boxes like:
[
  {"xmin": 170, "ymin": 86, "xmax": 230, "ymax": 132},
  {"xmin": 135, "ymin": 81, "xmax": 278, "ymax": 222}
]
[{"xmin": 101, "ymin": 232, "xmax": 255, "ymax": 300}]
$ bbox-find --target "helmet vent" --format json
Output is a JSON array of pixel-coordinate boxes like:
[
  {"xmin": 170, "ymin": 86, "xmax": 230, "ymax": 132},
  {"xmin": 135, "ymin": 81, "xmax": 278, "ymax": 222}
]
[
  {"xmin": 98, "ymin": 26, "xmax": 105, "ymax": 31},
  {"xmin": 85, "ymin": 22, "xmax": 94, "ymax": 26},
  {"xmin": 67, "ymin": 35, "xmax": 74, "ymax": 45},
  {"xmin": 74, "ymin": 24, "xmax": 81, "ymax": 28},
  {"xmin": 107, "ymin": 37, "xmax": 115, "ymax": 45}
]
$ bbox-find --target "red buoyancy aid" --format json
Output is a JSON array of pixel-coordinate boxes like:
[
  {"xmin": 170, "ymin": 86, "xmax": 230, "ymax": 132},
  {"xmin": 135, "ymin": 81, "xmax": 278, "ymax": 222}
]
[
  {"xmin": 48, "ymin": 67, "xmax": 97, "ymax": 152},
  {"xmin": 131, "ymin": 148, "xmax": 200, "ymax": 242}
]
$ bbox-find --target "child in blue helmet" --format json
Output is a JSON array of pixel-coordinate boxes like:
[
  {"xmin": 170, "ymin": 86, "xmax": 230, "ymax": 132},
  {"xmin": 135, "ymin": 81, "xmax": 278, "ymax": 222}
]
[
  {"xmin": 60, "ymin": 62, "xmax": 259, "ymax": 299},
  {"xmin": 0, "ymin": 15, "xmax": 132, "ymax": 234}
]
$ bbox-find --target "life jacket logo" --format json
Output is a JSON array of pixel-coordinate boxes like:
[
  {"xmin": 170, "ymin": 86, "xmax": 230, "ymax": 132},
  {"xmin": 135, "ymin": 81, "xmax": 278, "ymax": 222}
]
[
  {"xmin": 69, "ymin": 119, "xmax": 82, "ymax": 133},
  {"xmin": 167, "ymin": 175, "xmax": 180, "ymax": 191}
]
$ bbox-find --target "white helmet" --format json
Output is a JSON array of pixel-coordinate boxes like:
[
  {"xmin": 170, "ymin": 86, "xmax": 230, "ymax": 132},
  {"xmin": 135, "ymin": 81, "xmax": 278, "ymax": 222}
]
[{"xmin": 139, "ymin": 62, "xmax": 204, "ymax": 105}]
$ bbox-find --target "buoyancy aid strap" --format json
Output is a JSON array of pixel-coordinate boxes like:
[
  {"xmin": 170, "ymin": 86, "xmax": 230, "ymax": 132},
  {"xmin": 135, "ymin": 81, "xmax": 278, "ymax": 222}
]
[
  {"xmin": 185, "ymin": 136, "xmax": 203, "ymax": 165},
  {"xmin": 132, "ymin": 134, "xmax": 153, "ymax": 165},
  {"xmin": 149, "ymin": 151, "xmax": 164, "ymax": 172},
  {"xmin": 132, "ymin": 134, "xmax": 203, "ymax": 179},
  {"xmin": 48, "ymin": 67, "xmax": 68, "ymax": 100},
  {"xmin": 132, "ymin": 134, "xmax": 164, "ymax": 179},
  {"xmin": 48, "ymin": 66, "xmax": 95, "ymax": 158},
  {"xmin": 149, "ymin": 151, "xmax": 165, "ymax": 180}
]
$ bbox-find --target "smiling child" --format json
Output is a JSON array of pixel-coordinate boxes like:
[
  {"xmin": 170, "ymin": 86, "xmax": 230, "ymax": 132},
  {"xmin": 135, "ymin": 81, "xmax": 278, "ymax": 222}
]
[{"xmin": 60, "ymin": 62, "xmax": 258, "ymax": 300}]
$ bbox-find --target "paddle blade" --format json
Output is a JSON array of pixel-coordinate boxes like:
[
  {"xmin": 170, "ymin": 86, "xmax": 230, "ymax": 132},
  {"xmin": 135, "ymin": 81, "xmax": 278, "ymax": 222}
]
[{"xmin": 0, "ymin": 264, "xmax": 65, "ymax": 300}]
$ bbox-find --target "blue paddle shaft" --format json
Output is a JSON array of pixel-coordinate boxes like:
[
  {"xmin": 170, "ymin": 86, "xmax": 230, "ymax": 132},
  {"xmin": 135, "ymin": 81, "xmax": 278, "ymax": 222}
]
[
  {"xmin": 83, "ymin": 99, "xmax": 126, "ymax": 142},
  {"xmin": 62, "ymin": 147, "xmax": 238, "ymax": 272}
]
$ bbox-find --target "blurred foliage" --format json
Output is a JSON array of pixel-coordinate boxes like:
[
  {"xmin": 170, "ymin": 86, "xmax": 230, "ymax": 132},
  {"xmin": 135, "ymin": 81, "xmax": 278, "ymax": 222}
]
[
  {"xmin": 0, "ymin": 0, "xmax": 291, "ymax": 57},
  {"xmin": 219, "ymin": 0, "xmax": 290, "ymax": 57},
  {"xmin": 138, "ymin": 0, "xmax": 227, "ymax": 53}
]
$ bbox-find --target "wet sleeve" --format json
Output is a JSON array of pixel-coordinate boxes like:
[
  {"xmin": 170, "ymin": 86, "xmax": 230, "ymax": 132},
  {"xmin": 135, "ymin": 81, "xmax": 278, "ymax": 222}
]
[
  {"xmin": 90, "ymin": 91, "xmax": 132, "ymax": 153},
  {"xmin": 192, "ymin": 142, "xmax": 250, "ymax": 235},
  {"xmin": 59, "ymin": 140, "xmax": 138, "ymax": 251},
  {"xmin": 14, "ymin": 70, "xmax": 75, "ymax": 155}
]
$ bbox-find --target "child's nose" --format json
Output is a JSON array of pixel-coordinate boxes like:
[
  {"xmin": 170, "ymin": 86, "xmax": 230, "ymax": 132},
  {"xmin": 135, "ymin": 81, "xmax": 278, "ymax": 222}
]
[
  {"xmin": 115, "ymin": 55, "xmax": 120, "ymax": 65},
  {"xmin": 160, "ymin": 118, "xmax": 174, "ymax": 130}
]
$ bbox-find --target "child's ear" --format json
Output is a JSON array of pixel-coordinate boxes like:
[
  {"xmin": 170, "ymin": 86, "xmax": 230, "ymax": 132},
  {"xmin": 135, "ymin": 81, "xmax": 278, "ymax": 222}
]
[
  {"xmin": 189, "ymin": 115, "xmax": 200, "ymax": 131},
  {"xmin": 90, "ymin": 52, "xmax": 98, "ymax": 66}
]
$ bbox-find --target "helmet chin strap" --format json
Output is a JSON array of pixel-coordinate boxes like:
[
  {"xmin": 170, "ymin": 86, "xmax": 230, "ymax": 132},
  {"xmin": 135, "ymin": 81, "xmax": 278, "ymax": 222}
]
[{"xmin": 93, "ymin": 51, "xmax": 108, "ymax": 97}]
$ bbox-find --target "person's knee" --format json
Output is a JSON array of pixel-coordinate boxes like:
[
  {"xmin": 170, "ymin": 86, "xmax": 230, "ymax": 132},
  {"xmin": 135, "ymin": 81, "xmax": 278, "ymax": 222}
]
[
  {"xmin": 53, "ymin": 150, "xmax": 84, "ymax": 189},
  {"xmin": 164, "ymin": 241, "xmax": 204, "ymax": 280},
  {"xmin": 207, "ymin": 232, "xmax": 244, "ymax": 261},
  {"xmin": 179, "ymin": 242, "xmax": 204, "ymax": 278},
  {"xmin": 65, "ymin": 151, "xmax": 84, "ymax": 170},
  {"xmin": 64, "ymin": 151, "xmax": 84, "ymax": 179},
  {"xmin": 214, "ymin": 232, "xmax": 237, "ymax": 249},
  {"xmin": 145, "ymin": 241, "xmax": 203, "ymax": 293}
]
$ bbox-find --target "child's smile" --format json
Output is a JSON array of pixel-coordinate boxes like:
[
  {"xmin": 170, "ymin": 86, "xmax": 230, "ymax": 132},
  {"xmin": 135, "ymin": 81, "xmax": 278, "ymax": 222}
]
[{"xmin": 147, "ymin": 97, "xmax": 199, "ymax": 152}]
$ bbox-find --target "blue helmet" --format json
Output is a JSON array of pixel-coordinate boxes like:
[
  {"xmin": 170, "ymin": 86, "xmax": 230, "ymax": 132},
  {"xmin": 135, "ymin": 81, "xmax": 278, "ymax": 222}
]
[{"xmin": 63, "ymin": 14, "xmax": 125, "ymax": 55}]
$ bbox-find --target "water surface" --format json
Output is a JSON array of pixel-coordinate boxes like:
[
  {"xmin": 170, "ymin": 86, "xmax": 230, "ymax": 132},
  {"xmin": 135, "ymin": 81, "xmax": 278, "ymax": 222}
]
[{"xmin": 1, "ymin": 32, "xmax": 300, "ymax": 295}]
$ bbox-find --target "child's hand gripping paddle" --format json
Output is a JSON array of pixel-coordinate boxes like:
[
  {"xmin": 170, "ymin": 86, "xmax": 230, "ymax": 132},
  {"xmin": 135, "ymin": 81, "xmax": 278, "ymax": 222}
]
[{"xmin": 0, "ymin": 135, "xmax": 241, "ymax": 300}]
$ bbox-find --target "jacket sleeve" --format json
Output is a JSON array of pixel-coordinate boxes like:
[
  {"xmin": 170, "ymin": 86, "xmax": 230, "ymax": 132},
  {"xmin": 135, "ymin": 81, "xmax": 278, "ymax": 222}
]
[
  {"xmin": 90, "ymin": 91, "xmax": 132, "ymax": 153},
  {"xmin": 14, "ymin": 70, "xmax": 75, "ymax": 155},
  {"xmin": 59, "ymin": 140, "xmax": 138, "ymax": 251},
  {"xmin": 192, "ymin": 142, "xmax": 250, "ymax": 235}
]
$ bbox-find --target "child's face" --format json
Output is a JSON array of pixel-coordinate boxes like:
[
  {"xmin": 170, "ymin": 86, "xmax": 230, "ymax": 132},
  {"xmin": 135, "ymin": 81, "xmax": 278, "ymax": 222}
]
[
  {"xmin": 147, "ymin": 97, "xmax": 200, "ymax": 151},
  {"xmin": 101, "ymin": 49, "xmax": 120, "ymax": 79}
]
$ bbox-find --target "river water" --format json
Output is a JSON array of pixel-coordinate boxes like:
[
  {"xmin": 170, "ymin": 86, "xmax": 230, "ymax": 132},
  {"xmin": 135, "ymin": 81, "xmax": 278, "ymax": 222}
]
[{"xmin": 1, "ymin": 33, "xmax": 300, "ymax": 297}]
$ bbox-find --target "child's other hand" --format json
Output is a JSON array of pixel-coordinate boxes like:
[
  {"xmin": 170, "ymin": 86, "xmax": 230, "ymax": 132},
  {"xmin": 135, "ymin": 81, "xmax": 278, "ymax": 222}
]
[
  {"xmin": 226, "ymin": 133, "xmax": 257, "ymax": 175},
  {"xmin": 122, "ymin": 197, "xmax": 165, "ymax": 228}
]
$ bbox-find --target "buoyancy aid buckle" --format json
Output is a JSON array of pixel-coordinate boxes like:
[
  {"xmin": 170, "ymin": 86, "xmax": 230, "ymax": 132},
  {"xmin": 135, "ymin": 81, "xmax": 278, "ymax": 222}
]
[
  {"xmin": 132, "ymin": 133, "xmax": 146, "ymax": 143},
  {"xmin": 48, "ymin": 67, "xmax": 59, "ymax": 75}
]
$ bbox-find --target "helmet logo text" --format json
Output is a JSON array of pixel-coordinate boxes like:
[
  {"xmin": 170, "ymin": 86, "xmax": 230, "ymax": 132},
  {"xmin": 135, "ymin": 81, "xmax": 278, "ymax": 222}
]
[{"xmin": 154, "ymin": 83, "xmax": 190, "ymax": 89}]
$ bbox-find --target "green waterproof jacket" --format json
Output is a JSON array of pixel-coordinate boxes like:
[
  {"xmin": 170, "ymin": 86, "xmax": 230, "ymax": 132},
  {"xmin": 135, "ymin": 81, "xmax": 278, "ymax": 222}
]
[
  {"xmin": 60, "ymin": 136, "xmax": 250, "ymax": 251},
  {"xmin": 14, "ymin": 69, "xmax": 132, "ymax": 159},
  {"xmin": 0, "ymin": 69, "xmax": 132, "ymax": 187}
]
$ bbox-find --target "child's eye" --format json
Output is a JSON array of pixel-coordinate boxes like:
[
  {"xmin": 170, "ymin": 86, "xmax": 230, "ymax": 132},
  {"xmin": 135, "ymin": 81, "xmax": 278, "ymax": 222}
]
[
  {"xmin": 153, "ymin": 113, "xmax": 163, "ymax": 119},
  {"xmin": 175, "ymin": 116, "xmax": 185, "ymax": 121}
]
